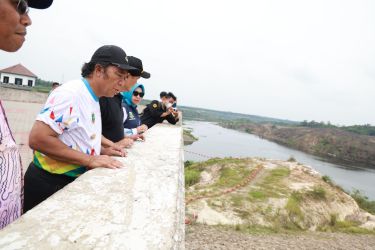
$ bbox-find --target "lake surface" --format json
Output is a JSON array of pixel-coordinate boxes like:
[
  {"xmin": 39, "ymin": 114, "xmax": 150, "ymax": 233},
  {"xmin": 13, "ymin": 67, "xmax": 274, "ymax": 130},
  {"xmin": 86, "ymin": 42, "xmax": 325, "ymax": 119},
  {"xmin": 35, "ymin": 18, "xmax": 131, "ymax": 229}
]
[{"xmin": 184, "ymin": 121, "xmax": 375, "ymax": 200}]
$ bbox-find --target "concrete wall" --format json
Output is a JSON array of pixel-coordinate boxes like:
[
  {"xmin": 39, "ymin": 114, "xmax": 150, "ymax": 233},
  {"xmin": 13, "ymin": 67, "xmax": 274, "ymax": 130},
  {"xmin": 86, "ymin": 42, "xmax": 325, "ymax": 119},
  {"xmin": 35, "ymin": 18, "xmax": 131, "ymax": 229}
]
[
  {"xmin": 0, "ymin": 86, "xmax": 48, "ymax": 103},
  {"xmin": 0, "ymin": 123, "xmax": 185, "ymax": 250},
  {"xmin": 0, "ymin": 73, "xmax": 36, "ymax": 87}
]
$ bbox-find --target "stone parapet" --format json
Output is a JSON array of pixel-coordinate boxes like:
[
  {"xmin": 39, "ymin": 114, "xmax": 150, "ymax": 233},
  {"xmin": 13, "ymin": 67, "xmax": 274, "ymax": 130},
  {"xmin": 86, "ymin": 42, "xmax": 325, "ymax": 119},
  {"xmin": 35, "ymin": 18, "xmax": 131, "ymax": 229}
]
[{"xmin": 0, "ymin": 123, "xmax": 185, "ymax": 250}]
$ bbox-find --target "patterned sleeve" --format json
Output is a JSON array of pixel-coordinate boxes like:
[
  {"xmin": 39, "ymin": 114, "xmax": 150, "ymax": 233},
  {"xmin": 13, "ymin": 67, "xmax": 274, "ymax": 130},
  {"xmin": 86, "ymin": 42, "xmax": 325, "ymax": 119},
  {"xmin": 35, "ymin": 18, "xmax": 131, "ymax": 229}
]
[{"xmin": 36, "ymin": 90, "xmax": 77, "ymax": 135}]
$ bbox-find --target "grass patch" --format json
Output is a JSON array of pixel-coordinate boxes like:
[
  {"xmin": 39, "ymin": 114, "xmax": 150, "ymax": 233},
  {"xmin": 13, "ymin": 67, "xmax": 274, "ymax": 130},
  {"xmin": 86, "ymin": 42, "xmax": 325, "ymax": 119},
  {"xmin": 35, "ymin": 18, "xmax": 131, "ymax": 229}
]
[
  {"xmin": 306, "ymin": 186, "xmax": 327, "ymax": 200},
  {"xmin": 255, "ymin": 167, "xmax": 291, "ymax": 198},
  {"xmin": 285, "ymin": 191, "xmax": 304, "ymax": 223},
  {"xmin": 321, "ymin": 219, "xmax": 375, "ymax": 234},
  {"xmin": 213, "ymin": 166, "xmax": 250, "ymax": 188},
  {"xmin": 231, "ymin": 195, "xmax": 244, "ymax": 207},
  {"xmin": 350, "ymin": 190, "xmax": 375, "ymax": 215},
  {"xmin": 249, "ymin": 190, "xmax": 267, "ymax": 201}
]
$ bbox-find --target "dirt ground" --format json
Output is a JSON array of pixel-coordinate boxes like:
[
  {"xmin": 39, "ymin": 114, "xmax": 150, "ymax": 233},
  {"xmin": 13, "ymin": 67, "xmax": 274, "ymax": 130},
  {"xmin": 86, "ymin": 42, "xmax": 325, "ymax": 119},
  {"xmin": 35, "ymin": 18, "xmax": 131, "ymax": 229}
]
[{"xmin": 186, "ymin": 224, "xmax": 375, "ymax": 250}]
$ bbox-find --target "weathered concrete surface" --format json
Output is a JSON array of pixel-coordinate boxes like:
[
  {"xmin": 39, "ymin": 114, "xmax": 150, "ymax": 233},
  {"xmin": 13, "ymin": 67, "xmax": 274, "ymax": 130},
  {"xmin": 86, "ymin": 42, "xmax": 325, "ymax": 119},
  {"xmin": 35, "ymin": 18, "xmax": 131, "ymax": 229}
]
[{"xmin": 0, "ymin": 124, "xmax": 185, "ymax": 250}]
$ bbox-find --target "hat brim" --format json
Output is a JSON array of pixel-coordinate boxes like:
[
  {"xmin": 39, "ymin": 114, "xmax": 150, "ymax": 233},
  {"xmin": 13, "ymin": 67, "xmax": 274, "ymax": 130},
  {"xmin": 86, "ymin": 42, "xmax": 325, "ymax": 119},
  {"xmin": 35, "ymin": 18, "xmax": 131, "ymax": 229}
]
[
  {"xmin": 141, "ymin": 71, "xmax": 151, "ymax": 79},
  {"xmin": 28, "ymin": 0, "xmax": 53, "ymax": 9},
  {"xmin": 117, "ymin": 64, "xmax": 138, "ymax": 71}
]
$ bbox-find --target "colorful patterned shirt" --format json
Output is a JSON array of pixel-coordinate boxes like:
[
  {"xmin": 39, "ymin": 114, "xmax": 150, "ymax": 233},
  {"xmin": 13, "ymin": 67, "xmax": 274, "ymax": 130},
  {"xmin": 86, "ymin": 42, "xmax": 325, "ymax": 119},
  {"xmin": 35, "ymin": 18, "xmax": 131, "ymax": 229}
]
[{"xmin": 33, "ymin": 78, "xmax": 101, "ymax": 177}]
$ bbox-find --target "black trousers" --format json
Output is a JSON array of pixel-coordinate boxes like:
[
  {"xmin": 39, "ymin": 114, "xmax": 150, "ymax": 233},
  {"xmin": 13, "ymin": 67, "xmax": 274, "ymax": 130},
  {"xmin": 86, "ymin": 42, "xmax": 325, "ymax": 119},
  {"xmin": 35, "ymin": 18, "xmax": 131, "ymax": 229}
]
[{"xmin": 24, "ymin": 162, "xmax": 76, "ymax": 213}]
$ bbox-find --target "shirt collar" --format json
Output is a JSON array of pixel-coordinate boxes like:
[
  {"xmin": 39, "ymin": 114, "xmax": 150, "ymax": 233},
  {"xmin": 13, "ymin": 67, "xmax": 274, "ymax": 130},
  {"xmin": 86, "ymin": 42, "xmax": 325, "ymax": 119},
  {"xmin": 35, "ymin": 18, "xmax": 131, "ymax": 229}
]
[{"xmin": 82, "ymin": 78, "xmax": 99, "ymax": 102}]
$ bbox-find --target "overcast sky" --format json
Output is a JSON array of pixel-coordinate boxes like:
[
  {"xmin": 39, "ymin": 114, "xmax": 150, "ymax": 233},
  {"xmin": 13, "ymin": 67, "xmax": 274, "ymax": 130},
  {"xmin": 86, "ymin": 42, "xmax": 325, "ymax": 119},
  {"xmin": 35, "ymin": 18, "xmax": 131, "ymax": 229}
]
[{"xmin": 1, "ymin": 0, "xmax": 374, "ymax": 125}]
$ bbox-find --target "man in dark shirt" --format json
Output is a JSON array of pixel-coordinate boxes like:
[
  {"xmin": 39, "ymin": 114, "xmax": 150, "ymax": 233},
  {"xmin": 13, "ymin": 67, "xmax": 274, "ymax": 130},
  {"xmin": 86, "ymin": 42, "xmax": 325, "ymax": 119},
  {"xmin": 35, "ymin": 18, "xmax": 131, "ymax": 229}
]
[
  {"xmin": 141, "ymin": 93, "xmax": 179, "ymax": 129},
  {"xmin": 100, "ymin": 56, "xmax": 151, "ymax": 146}
]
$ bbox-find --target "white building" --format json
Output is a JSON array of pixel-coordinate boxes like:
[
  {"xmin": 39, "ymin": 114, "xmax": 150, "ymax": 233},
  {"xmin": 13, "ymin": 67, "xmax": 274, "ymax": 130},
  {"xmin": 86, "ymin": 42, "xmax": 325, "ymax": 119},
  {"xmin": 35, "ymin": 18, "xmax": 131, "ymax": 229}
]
[{"xmin": 0, "ymin": 64, "xmax": 37, "ymax": 87}]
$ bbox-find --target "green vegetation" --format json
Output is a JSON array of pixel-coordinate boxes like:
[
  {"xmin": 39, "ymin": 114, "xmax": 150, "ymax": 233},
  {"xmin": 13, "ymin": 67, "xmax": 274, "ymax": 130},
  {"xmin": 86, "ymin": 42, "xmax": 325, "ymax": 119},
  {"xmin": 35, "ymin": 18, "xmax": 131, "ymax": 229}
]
[
  {"xmin": 214, "ymin": 166, "xmax": 251, "ymax": 188},
  {"xmin": 185, "ymin": 168, "xmax": 201, "ymax": 187},
  {"xmin": 321, "ymin": 216, "xmax": 375, "ymax": 234},
  {"xmin": 185, "ymin": 160, "xmax": 203, "ymax": 187},
  {"xmin": 287, "ymin": 156, "xmax": 296, "ymax": 162},
  {"xmin": 255, "ymin": 167, "xmax": 290, "ymax": 198},
  {"xmin": 178, "ymin": 105, "xmax": 296, "ymax": 124},
  {"xmin": 322, "ymin": 175, "xmax": 333, "ymax": 185},
  {"xmin": 221, "ymin": 120, "xmax": 375, "ymax": 168},
  {"xmin": 300, "ymin": 120, "xmax": 375, "ymax": 137},
  {"xmin": 32, "ymin": 85, "xmax": 50, "ymax": 93},
  {"xmin": 285, "ymin": 191, "xmax": 304, "ymax": 224},
  {"xmin": 185, "ymin": 158, "xmax": 375, "ymax": 235},
  {"xmin": 231, "ymin": 195, "xmax": 244, "ymax": 207},
  {"xmin": 306, "ymin": 186, "xmax": 327, "ymax": 200},
  {"xmin": 248, "ymin": 190, "xmax": 267, "ymax": 201},
  {"xmin": 350, "ymin": 190, "xmax": 375, "ymax": 215}
]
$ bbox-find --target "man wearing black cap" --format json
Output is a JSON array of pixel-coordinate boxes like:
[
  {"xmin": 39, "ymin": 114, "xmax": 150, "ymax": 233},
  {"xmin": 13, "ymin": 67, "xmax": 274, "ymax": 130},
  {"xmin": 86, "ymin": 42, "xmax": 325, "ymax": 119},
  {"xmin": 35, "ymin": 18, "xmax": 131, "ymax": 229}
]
[
  {"xmin": 100, "ymin": 56, "xmax": 151, "ymax": 146},
  {"xmin": 141, "ymin": 92, "xmax": 179, "ymax": 129},
  {"xmin": 0, "ymin": 0, "xmax": 53, "ymax": 229},
  {"xmin": 23, "ymin": 45, "xmax": 136, "ymax": 212},
  {"xmin": 0, "ymin": 0, "xmax": 53, "ymax": 52}
]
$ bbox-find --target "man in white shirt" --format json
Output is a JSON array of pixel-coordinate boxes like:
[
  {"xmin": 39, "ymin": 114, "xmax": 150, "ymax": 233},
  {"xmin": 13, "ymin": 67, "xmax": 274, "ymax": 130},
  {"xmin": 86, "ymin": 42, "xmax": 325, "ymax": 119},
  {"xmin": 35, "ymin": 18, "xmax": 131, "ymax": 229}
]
[{"xmin": 24, "ymin": 45, "xmax": 137, "ymax": 212}]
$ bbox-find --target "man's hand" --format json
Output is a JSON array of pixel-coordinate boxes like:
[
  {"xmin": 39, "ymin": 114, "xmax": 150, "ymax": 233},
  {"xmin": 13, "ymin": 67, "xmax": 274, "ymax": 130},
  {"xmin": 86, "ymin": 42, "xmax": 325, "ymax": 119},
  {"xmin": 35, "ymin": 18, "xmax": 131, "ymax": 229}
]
[
  {"xmin": 115, "ymin": 137, "xmax": 134, "ymax": 148},
  {"xmin": 87, "ymin": 155, "xmax": 124, "ymax": 169},
  {"xmin": 128, "ymin": 134, "xmax": 146, "ymax": 141},
  {"xmin": 101, "ymin": 145, "xmax": 126, "ymax": 157},
  {"xmin": 136, "ymin": 124, "xmax": 148, "ymax": 134}
]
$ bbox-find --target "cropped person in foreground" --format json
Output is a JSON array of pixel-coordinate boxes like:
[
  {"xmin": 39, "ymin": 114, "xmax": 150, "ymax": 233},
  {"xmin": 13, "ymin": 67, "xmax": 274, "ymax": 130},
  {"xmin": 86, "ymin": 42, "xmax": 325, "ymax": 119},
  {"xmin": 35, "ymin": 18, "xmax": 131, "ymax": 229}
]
[{"xmin": 0, "ymin": 0, "xmax": 53, "ymax": 228}]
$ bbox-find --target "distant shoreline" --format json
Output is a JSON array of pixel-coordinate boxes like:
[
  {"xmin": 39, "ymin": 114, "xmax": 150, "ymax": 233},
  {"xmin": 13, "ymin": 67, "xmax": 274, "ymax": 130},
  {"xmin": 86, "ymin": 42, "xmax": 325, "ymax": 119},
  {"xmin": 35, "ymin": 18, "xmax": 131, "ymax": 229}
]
[{"xmin": 219, "ymin": 122, "xmax": 375, "ymax": 170}]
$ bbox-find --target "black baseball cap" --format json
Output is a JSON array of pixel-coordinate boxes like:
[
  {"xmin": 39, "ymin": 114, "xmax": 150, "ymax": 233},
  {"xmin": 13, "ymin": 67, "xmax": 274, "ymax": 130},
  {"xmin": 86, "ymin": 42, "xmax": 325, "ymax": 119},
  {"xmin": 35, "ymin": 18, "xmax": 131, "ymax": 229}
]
[
  {"xmin": 28, "ymin": 0, "xmax": 53, "ymax": 9},
  {"xmin": 89, "ymin": 45, "xmax": 137, "ymax": 71},
  {"xmin": 127, "ymin": 56, "xmax": 151, "ymax": 79}
]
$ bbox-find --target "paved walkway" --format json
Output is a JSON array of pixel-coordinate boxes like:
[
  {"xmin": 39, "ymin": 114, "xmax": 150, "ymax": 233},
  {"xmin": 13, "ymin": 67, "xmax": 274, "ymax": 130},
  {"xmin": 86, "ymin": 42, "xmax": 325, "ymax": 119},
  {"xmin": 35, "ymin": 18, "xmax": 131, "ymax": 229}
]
[{"xmin": 2, "ymin": 100, "xmax": 43, "ymax": 173}]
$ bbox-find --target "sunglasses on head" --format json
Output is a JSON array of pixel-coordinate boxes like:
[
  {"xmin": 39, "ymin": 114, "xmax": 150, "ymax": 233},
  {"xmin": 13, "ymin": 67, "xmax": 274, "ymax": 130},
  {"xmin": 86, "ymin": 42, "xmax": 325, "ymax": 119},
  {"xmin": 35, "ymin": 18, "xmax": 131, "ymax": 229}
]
[
  {"xmin": 13, "ymin": 0, "xmax": 29, "ymax": 15},
  {"xmin": 133, "ymin": 91, "xmax": 144, "ymax": 98}
]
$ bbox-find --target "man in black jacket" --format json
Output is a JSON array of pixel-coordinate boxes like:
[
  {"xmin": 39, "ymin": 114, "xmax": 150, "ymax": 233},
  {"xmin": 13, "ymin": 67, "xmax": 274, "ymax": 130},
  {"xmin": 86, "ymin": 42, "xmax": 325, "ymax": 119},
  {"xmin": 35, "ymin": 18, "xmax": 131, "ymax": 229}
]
[{"xmin": 141, "ymin": 92, "xmax": 179, "ymax": 128}]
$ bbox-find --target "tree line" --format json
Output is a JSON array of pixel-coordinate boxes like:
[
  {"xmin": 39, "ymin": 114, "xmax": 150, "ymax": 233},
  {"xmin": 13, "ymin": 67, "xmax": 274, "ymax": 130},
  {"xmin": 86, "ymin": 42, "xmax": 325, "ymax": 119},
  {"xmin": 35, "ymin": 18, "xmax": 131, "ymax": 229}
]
[{"xmin": 299, "ymin": 120, "xmax": 375, "ymax": 136}]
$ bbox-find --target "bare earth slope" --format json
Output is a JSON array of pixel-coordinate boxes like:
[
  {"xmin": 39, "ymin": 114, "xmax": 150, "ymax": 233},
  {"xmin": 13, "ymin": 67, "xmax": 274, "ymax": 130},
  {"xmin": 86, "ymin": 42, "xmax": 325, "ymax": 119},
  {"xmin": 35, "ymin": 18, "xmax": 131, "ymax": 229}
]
[{"xmin": 185, "ymin": 158, "xmax": 375, "ymax": 249}]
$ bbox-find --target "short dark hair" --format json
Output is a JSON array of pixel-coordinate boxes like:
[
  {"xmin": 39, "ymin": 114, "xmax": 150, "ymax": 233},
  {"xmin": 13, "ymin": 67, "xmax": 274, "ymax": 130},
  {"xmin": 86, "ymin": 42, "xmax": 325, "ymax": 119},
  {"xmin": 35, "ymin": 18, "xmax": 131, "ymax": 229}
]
[
  {"xmin": 52, "ymin": 82, "xmax": 59, "ymax": 87},
  {"xmin": 81, "ymin": 62, "xmax": 111, "ymax": 77},
  {"xmin": 160, "ymin": 91, "xmax": 167, "ymax": 99},
  {"xmin": 167, "ymin": 92, "xmax": 177, "ymax": 101}
]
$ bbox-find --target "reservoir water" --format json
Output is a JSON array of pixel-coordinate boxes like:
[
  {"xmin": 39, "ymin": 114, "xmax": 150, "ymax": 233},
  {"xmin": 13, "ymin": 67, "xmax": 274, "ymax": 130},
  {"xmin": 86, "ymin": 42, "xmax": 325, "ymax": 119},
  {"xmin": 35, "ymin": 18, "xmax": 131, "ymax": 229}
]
[{"xmin": 184, "ymin": 121, "xmax": 375, "ymax": 200}]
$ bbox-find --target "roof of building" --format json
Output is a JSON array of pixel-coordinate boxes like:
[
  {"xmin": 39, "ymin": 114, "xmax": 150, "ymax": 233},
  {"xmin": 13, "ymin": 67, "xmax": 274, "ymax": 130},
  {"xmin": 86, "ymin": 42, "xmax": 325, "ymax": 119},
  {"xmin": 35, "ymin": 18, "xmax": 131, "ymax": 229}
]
[{"xmin": 0, "ymin": 64, "xmax": 37, "ymax": 78}]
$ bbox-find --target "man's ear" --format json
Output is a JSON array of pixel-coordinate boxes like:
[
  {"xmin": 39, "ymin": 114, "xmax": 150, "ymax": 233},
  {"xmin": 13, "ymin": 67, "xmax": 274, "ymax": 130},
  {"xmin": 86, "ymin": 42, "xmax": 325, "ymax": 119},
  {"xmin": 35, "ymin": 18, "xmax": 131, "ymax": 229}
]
[{"xmin": 94, "ymin": 65, "xmax": 103, "ymax": 77}]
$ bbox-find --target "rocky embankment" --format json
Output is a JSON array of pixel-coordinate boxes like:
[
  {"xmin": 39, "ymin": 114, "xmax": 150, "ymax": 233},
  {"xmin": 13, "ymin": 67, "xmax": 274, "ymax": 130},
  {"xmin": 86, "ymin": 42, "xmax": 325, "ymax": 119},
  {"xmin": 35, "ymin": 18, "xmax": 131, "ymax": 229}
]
[
  {"xmin": 185, "ymin": 157, "xmax": 375, "ymax": 248},
  {"xmin": 183, "ymin": 128, "xmax": 198, "ymax": 145},
  {"xmin": 221, "ymin": 122, "xmax": 375, "ymax": 168}
]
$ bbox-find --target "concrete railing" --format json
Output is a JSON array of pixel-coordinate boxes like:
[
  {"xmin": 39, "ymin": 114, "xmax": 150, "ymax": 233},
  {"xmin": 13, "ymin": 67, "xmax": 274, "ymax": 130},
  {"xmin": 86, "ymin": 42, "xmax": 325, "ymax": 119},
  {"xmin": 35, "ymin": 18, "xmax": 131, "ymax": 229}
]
[{"xmin": 0, "ymin": 123, "xmax": 185, "ymax": 250}]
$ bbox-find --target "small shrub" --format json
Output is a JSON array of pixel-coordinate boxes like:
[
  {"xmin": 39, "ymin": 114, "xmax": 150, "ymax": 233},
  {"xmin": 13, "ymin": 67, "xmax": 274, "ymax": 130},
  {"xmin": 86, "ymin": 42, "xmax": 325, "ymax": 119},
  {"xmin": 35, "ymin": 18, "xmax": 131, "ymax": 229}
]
[
  {"xmin": 351, "ymin": 190, "xmax": 375, "ymax": 215},
  {"xmin": 184, "ymin": 160, "xmax": 194, "ymax": 168},
  {"xmin": 329, "ymin": 214, "xmax": 337, "ymax": 226},
  {"xmin": 307, "ymin": 186, "xmax": 326, "ymax": 200},
  {"xmin": 287, "ymin": 156, "xmax": 296, "ymax": 162},
  {"xmin": 322, "ymin": 175, "xmax": 333, "ymax": 185},
  {"xmin": 185, "ymin": 168, "xmax": 201, "ymax": 187},
  {"xmin": 285, "ymin": 192, "xmax": 304, "ymax": 223}
]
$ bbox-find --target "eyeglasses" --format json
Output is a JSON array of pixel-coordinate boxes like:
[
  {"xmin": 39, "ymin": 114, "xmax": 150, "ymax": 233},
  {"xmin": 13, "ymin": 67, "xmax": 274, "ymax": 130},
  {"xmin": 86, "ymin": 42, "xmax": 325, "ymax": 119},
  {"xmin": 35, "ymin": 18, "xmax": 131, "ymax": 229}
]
[
  {"xmin": 133, "ymin": 91, "xmax": 144, "ymax": 98},
  {"xmin": 12, "ymin": 0, "xmax": 29, "ymax": 15}
]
